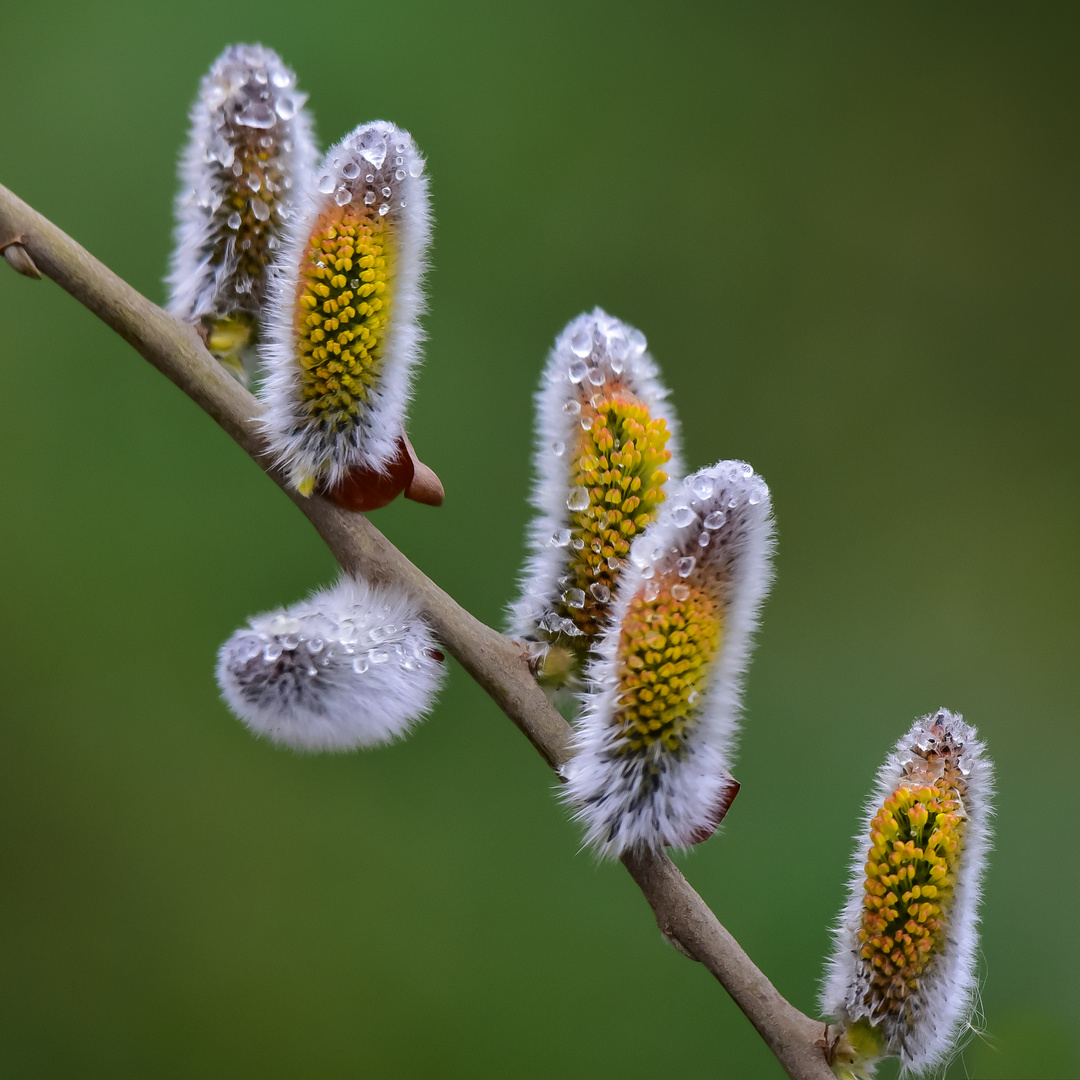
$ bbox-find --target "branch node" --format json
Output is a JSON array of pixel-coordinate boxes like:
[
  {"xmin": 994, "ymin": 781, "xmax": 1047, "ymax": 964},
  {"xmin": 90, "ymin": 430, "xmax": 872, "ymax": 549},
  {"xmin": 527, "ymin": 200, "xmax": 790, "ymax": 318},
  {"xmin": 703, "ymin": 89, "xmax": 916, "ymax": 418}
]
[
  {"xmin": 661, "ymin": 928, "xmax": 701, "ymax": 962},
  {"xmin": 2, "ymin": 240, "xmax": 41, "ymax": 279}
]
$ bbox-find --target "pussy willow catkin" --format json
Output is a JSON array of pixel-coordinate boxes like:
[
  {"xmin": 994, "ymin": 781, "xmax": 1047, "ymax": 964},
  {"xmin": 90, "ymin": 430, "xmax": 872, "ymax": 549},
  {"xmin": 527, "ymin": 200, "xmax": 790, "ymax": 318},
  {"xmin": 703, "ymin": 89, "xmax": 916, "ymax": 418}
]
[
  {"xmin": 260, "ymin": 121, "xmax": 431, "ymax": 496},
  {"xmin": 217, "ymin": 574, "xmax": 445, "ymax": 752},
  {"xmin": 509, "ymin": 309, "xmax": 682, "ymax": 691},
  {"xmin": 821, "ymin": 709, "xmax": 993, "ymax": 1077},
  {"xmin": 168, "ymin": 44, "xmax": 316, "ymax": 382},
  {"xmin": 564, "ymin": 460, "xmax": 774, "ymax": 856}
]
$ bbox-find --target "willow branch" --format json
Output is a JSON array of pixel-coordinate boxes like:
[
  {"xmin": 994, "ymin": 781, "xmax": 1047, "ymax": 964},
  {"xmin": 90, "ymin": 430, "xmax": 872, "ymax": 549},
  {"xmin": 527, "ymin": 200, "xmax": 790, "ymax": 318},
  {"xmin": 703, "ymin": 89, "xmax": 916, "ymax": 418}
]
[{"xmin": 0, "ymin": 181, "xmax": 834, "ymax": 1080}]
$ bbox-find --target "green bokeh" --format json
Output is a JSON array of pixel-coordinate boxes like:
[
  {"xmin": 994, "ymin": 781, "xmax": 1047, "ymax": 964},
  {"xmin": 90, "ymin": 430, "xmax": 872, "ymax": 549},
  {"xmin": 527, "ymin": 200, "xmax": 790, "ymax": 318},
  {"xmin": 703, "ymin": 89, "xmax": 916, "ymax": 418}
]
[{"xmin": 2, "ymin": 3, "xmax": 1077, "ymax": 1077}]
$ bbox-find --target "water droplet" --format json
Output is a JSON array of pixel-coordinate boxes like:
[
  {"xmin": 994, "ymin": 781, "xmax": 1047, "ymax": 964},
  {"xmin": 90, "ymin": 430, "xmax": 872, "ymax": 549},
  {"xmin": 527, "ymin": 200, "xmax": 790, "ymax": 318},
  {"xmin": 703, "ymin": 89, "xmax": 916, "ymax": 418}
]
[
  {"xmin": 690, "ymin": 475, "xmax": 714, "ymax": 500},
  {"xmin": 231, "ymin": 159, "xmax": 244, "ymax": 177},
  {"xmin": 643, "ymin": 580, "xmax": 660, "ymax": 602},
  {"xmin": 352, "ymin": 656, "xmax": 369, "ymax": 674},
  {"xmin": 235, "ymin": 102, "xmax": 276, "ymax": 128},
  {"xmin": 370, "ymin": 649, "xmax": 389, "ymax": 665},
  {"xmin": 263, "ymin": 642, "xmax": 282, "ymax": 661},
  {"xmin": 272, "ymin": 70, "xmax": 292, "ymax": 88},
  {"xmin": 590, "ymin": 393, "xmax": 605, "ymax": 409},
  {"xmin": 562, "ymin": 400, "xmax": 581, "ymax": 415},
  {"xmin": 570, "ymin": 325, "xmax": 593, "ymax": 358},
  {"xmin": 251, "ymin": 197, "xmax": 270, "ymax": 221},
  {"xmin": 671, "ymin": 505, "xmax": 696, "ymax": 528},
  {"xmin": 378, "ymin": 204, "xmax": 389, "ymax": 216},
  {"xmin": 740, "ymin": 462, "xmax": 754, "ymax": 478},
  {"xmin": 607, "ymin": 556, "xmax": 621, "ymax": 571},
  {"xmin": 342, "ymin": 161, "xmax": 361, "ymax": 179},
  {"xmin": 568, "ymin": 360, "xmax": 588, "ymax": 383},
  {"xmin": 409, "ymin": 157, "xmax": 425, "ymax": 177},
  {"xmin": 226, "ymin": 211, "xmax": 242, "ymax": 230},
  {"xmin": 570, "ymin": 537, "xmax": 585, "ymax": 550},
  {"xmin": 551, "ymin": 440, "xmax": 565, "ymax": 457},
  {"xmin": 274, "ymin": 94, "xmax": 297, "ymax": 120},
  {"xmin": 748, "ymin": 479, "xmax": 768, "ymax": 506},
  {"xmin": 688, "ymin": 690, "xmax": 699, "ymax": 705},
  {"xmin": 380, "ymin": 186, "xmax": 392, "ymax": 198},
  {"xmin": 641, "ymin": 565, "xmax": 655, "ymax": 579},
  {"xmin": 246, "ymin": 172, "xmax": 261, "ymax": 192},
  {"xmin": 563, "ymin": 588, "xmax": 586, "ymax": 609},
  {"xmin": 671, "ymin": 583, "xmax": 691, "ymax": 602},
  {"xmin": 590, "ymin": 583, "xmax": 610, "ymax": 603},
  {"xmin": 402, "ymin": 657, "xmax": 420, "ymax": 671},
  {"xmin": 677, "ymin": 556, "xmax": 696, "ymax": 578},
  {"xmin": 317, "ymin": 173, "xmax": 335, "ymax": 194},
  {"xmin": 254, "ymin": 69, "xmax": 269, "ymax": 85},
  {"xmin": 335, "ymin": 186, "xmax": 352, "ymax": 206},
  {"xmin": 704, "ymin": 510, "xmax": 726, "ymax": 530},
  {"xmin": 551, "ymin": 529, "xmax": 572, "ymax": 547},
  {"xmin": 394, "ymin": 169, "xmax": 406, "ymax": 181},
  {"xmin": 567, "ymin": 486, "xmax": 590, "ymax": 511},
  {"xmin": 698, "ymin": 531, "xmax": 711, "ymax": 547},
  {"xmin": 627, "ymin": 327, "xmax": 647, "ymax": 356},
  {"xmin": 356, "ymin": 129, "xmax": 387, "ymax": 169},
  {"xmin": 587, "ymin": 367, "xmax": 606, "ymax": 386},
  {"xmin": 364, "ymin": 190, "xmax": 376, "ymax": 205},
  {"xmin": 581, "ymin": 416, "xmax": 595, "ymax": 432}
]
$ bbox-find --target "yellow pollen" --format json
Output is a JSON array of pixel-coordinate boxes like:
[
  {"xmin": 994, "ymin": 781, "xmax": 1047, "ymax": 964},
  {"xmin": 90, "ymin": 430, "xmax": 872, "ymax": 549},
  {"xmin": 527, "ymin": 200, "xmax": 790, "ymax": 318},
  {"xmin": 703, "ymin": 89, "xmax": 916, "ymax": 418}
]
[
  {"xmin": 294, "ymin": 205, "xmax": 393, "ymax": 434},
  {"xmin": 857, "ymin": 771, "xmax": 966, "ymax": 1025},
  {"xmin": 611, "ymin": 582, "xmax": 720, "ymax": 754},
  {"xmin": 553, "ymin": 391, "xmax": 671, "ymax": 657}
]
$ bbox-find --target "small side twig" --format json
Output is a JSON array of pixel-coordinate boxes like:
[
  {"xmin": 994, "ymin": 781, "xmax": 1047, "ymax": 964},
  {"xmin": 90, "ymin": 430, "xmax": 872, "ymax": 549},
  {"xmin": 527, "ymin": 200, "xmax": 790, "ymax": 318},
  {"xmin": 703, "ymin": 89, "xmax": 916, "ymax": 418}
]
[{"xmin": 0, "ymin": 180, "xmax": 834, "ymax": 1080}]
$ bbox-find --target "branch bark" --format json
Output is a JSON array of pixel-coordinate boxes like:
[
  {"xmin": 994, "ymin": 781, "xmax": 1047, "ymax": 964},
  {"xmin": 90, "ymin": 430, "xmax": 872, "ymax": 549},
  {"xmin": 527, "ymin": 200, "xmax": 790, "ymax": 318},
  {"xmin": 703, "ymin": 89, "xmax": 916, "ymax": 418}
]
[{"xmin": 0, "ymin": 181, "xmax": 835, "ymax": 1080}]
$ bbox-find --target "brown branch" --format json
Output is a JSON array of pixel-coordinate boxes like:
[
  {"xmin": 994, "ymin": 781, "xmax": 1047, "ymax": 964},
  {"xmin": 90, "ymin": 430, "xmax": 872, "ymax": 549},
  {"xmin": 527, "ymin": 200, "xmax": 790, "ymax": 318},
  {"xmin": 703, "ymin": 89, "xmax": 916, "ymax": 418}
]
[{"xmin": 0, "ymin": 181, "xmax": 835, "ymax": 1080}]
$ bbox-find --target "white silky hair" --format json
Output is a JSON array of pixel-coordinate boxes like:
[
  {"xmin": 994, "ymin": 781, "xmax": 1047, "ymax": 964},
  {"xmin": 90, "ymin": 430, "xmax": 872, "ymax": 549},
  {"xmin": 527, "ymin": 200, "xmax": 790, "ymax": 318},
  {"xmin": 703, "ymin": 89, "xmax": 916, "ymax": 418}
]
[
  {"xmin": 216, "ymin": 574, "xmax": 446, "ymax": 752},
  {"xmin": 820, "ymin": 710, "xmax": 994, "ymax": 1075},
  {"xmin": 563, "ymin": 461, "xmax": 776, "ymax": 857},
  {"xmin": 258, "ymin": 121, "xmax": 432, "ymax": 491},
  {"xmin": 507, "ymin": 308, "xmax": 684, "ymax": 651},
  {"xmin": 167, "ymin": 44, "xmax": 317, "ymax": 324}
]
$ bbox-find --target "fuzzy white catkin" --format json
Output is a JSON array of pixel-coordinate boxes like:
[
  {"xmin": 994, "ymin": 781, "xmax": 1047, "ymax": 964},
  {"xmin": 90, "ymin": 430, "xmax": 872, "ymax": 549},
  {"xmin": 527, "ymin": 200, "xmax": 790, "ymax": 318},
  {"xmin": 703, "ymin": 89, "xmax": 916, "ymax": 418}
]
[
  {"xmin": 821, "ymin": 709, "xmax": 994, "ymax": 1074},
  {"xmin": 508, "ymin": 308, "xmax": 683, "ymax": 677},
  {"xmin": 259, "ymin": 120, "xmax": 432, "ymax": 494},
  {"xmin": 167, "ymin": 44, "xmax": 316, "ymax": 369},
  {"xmin": 564, "ymin": 460, "xmax": 775, "ymax": 857},
  {"xmin": 216, "ymin": 575, "xmax": 446, "ymax": 751}
]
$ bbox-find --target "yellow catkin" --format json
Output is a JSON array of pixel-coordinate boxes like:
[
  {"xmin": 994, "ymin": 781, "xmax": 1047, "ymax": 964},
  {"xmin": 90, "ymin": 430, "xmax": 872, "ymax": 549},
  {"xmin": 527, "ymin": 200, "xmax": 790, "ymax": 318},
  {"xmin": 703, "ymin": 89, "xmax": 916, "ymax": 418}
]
[
  {"xmin": 294, "ymin": 206, "xmax": 392, "ymax": 433},
  {"xmin": 612, "ymin": 582, "xmax": 721, "ymax": 753},
  {"xmin": 858, "ymin": 771, "xmax": 966, "ymax": 1024},
  {"xmin": 556, "ymin": 392, "xmax": 671, "ymax": 653}
]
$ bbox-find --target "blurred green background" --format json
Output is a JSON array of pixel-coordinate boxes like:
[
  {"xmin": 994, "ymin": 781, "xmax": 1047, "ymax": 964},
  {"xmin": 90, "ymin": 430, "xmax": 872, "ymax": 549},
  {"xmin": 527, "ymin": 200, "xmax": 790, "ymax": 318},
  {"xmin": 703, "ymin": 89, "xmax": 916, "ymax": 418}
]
[{"xmin": 1, "ymin": 2, "xmax": 1077, "ymax": 1077}]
